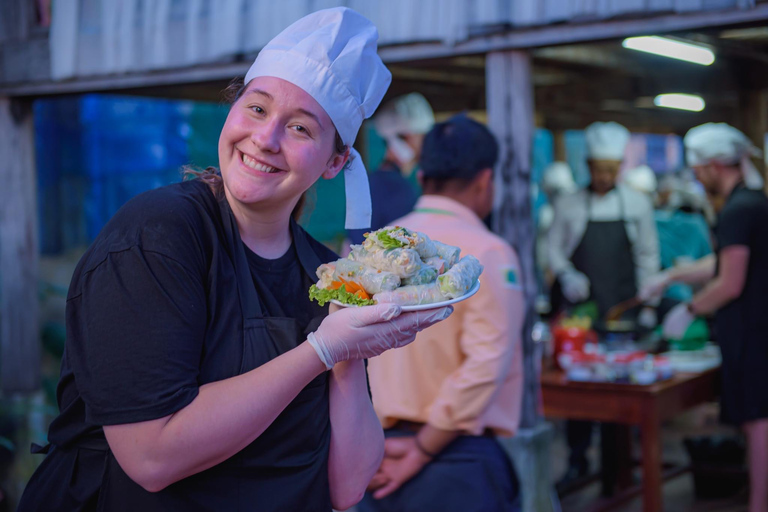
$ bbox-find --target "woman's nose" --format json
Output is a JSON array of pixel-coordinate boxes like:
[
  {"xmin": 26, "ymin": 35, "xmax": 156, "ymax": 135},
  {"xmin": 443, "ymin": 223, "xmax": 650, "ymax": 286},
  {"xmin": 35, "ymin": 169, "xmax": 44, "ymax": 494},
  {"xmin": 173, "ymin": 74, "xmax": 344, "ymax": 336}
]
[{"xmin": 251, "ymin": 121, "xmax": 281, "ymax": 153}]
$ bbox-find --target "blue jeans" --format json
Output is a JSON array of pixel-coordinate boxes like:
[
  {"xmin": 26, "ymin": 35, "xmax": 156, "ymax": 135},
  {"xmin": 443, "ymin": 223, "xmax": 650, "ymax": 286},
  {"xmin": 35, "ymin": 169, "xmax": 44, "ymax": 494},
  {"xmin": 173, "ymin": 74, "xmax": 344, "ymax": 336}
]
[{"xmin": 358, "ymin": 429, "xmax": 521, "ymax": 512}]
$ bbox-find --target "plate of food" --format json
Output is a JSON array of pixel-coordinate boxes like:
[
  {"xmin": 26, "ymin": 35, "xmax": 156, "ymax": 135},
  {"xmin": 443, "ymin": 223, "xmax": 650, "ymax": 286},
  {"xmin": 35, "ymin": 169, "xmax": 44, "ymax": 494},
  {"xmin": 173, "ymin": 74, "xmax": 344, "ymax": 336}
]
[{"xmin": 309, "ymin": 226, "xmax": 483, "ymax": 311}]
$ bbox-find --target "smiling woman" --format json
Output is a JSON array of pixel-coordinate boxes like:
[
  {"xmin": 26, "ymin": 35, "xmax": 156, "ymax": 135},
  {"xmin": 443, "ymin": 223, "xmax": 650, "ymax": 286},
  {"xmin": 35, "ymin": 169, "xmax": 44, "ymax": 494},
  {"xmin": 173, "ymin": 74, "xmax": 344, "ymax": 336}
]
[
  {"xmin": 182, "ymin": 77, "xmax": 347, "ymax": 222},
  {"xmin": 18, "ymin": 7, "xmax": 455, "ymax": 512}
]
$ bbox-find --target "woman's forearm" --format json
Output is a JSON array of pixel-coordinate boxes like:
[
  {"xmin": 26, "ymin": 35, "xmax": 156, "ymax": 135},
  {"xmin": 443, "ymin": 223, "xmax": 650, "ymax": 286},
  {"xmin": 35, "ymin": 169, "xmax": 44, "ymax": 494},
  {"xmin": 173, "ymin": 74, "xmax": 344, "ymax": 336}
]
[
  {"xmin": 327, "ymin": 360, "xmax": 385, "ymax": 510},
  {"xmin": 104, "ymin": 341, "xmax": 326, "ymax": 492}
]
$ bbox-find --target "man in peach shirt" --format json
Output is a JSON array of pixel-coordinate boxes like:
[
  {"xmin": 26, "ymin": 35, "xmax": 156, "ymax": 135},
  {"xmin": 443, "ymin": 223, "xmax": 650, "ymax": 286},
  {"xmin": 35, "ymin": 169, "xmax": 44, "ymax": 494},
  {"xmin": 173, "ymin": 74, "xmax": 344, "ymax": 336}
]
[{"xmin": 360, "ymin": 115, "xmax": 524, "ymax": 512}]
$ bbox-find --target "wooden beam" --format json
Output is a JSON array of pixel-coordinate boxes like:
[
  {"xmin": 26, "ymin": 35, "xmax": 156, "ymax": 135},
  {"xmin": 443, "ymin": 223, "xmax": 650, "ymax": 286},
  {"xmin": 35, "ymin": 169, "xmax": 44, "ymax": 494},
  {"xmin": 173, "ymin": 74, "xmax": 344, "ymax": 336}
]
[{"xmin": 0, "ymin": 97, "xmax": 40, "ymax": 392}]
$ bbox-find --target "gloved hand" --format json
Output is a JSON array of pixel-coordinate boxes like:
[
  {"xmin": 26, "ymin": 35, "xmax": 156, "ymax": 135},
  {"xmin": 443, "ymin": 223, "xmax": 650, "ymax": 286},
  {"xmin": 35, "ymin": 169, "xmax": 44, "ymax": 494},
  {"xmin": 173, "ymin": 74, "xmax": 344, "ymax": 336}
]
[
  {"xmin": 638, "ymin": 272, "xmax": 671, "ymax": 303},
  {"xmin": 560, "ymin": 270, "xmax": 590, "ymax": 303},
  {"xmin": 637, "ymin": 307, "xmax": 658, "ymax": 330},
  {"xmin": 662, "ymin": 303, "xmax": 695, "ymax": 340},
  {"xmin": 308, "ymin": 304, "xmax": 453, "ymax": 369}
]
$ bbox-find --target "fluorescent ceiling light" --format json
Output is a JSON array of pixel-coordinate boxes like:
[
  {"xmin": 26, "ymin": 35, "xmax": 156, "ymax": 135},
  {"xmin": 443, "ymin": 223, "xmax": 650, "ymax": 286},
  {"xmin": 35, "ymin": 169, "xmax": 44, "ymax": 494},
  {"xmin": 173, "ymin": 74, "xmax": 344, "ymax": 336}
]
[
  {"xmin": 622, "ymin": 36, "xmax": 715, "ymax": 65},
  {"xmin": 654, "ymin": 93, "xmax": 705, "ymax": 112}
]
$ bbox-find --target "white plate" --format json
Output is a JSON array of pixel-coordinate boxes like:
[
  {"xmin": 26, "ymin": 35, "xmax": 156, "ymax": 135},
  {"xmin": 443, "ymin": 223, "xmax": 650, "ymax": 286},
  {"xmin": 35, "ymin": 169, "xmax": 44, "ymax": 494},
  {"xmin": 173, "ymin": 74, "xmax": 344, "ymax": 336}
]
[{"xmin": 331, "ymin": 281, "xmax": 481, "ymax": 311}]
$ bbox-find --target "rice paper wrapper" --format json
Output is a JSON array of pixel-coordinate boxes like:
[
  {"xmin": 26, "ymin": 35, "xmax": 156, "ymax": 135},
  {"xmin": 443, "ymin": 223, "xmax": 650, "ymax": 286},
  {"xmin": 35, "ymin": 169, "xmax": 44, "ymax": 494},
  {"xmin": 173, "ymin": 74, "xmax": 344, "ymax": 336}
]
[
  {"xmin": 433, "ymin": 241, "xmax": 461, "ymax": 270},
  {"xmin": 349, "ymin": 245, "xmax": 422, "ymax": 278},
  {"xmin": 401, "ymin": 264, "xmax": 438, "ymax": 286},
  {"xmin": 373, "ymin": 282, "xmax": 447, "ymax": 306},
  {"xmin": 438, "ymin": 255, "xmax": 483, "ymax": 298},
  {"xmin": 333, "ymin": 258, "xmax": 401, "ymax": 294}
]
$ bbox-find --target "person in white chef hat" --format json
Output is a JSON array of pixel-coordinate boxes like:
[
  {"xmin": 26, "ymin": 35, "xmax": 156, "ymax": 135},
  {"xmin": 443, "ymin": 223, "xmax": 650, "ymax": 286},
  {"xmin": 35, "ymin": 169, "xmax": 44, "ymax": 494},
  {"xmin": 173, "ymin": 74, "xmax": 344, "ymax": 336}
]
[
  {"xmin": 17, "ymin": 8, "xmax": 454, "ymax": 512},
  {"xmin": 347, "ymin": 92, "xmax": 435, "ymax": 245},
  {"xmin": 548, "ymin": 122, "xmax": 659, "ymax": 484},
  {"xmin": 641, "ymin": 123, "xmax": 768, "ymax": 512}
]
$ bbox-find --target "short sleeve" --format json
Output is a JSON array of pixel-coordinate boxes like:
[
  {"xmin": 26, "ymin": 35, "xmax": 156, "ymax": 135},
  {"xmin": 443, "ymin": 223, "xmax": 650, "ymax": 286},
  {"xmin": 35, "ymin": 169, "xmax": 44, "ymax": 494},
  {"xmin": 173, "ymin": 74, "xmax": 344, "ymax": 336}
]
[
  {"xmin": 66, "ymin": 246, "xmax": 207, "ymax": 425},
  {"xmin": 718, "ymin": 198, "xmax": 753, "ymax": 250}
]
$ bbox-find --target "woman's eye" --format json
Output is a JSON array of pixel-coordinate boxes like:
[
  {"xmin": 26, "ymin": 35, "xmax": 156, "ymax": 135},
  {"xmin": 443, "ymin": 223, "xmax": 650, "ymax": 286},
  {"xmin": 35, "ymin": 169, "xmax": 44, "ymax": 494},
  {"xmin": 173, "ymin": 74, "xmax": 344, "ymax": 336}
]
[
  {"xmin": 250, "ymin": 106, "xmax": 265, "ymax": 114},
  {"xmin": 292, "ymin": 125, "xmax": 308, "ymax": 134}
]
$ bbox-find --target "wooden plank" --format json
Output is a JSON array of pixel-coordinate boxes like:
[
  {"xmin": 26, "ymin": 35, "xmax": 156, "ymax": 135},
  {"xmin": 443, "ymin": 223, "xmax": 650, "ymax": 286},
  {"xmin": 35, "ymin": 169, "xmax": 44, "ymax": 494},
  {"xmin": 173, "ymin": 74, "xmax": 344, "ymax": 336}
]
[
  {"xmin": 0, "ymin": 97, "xmax": 40, "ymax": 392},
  {"xmin": 485, "ymin": 50, "xmax": 538, "ymax": 428}
]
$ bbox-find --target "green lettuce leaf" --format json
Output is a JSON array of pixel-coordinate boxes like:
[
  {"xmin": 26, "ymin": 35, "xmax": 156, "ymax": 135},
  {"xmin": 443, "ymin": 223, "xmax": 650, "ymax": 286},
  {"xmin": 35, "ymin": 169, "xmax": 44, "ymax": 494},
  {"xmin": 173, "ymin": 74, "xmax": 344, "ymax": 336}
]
[
  {"xmin": 309, "ymin": 284, "xmax": 376, "ymax": 307},
  {"xmin": 374, "ymin": 228, "xmax": 409, "ymax": 250}
]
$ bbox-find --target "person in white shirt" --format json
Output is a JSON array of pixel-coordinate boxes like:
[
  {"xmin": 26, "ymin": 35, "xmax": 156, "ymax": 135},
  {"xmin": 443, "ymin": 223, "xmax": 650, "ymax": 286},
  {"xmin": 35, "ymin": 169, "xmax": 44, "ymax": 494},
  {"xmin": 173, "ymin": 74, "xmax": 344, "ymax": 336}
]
[
  {"xmin": 548, "ymin": 122, "xmax": 660, "ymax": 322},
  {"xmin": 548, "ymin": 122, "xmax": 660, "ymax": 483}
]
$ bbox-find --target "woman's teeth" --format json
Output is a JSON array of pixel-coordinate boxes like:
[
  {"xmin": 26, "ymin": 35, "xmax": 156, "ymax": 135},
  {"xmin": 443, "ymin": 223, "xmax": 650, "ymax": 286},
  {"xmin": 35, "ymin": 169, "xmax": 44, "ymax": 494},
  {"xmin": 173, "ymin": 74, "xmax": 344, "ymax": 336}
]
[{"xmin": 241, "ymin": 153, "xmax": 279, "ymax": 173}]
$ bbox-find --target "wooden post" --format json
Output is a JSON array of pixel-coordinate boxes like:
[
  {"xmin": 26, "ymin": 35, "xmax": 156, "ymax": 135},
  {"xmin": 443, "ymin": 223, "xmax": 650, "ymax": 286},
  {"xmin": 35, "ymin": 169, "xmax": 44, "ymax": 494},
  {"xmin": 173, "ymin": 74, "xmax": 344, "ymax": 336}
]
[
  {"xmin": 738, "ymin": 89, "xmax": 768, "ymax": 183},
  {"xmin": 0, "ymin": 97, "xmax": 40, "ymax": 392},
  {"xmin": 488, "ymin": 49, "xmax": 557, "ymax": 512},
  {"xmin": 486, "ymin": 50, "xmax": 538, "ymax": 429}
]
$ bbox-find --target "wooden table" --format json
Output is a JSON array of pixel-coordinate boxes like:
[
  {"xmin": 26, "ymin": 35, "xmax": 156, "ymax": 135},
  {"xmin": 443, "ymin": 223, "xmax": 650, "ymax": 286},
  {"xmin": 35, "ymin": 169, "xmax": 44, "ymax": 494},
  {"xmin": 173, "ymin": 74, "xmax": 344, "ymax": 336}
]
[{"xmin": 541, "ymin": 368, "xmax": 720, "ymax": 512}]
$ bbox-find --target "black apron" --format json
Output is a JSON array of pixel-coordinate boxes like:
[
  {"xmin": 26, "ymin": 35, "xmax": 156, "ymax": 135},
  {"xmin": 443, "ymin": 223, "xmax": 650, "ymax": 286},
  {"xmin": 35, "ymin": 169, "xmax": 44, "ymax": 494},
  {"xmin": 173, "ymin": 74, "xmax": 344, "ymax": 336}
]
[
  {"xmin": 569, "ymin": 190, "xmax": 637, "ymax": 319},
  {"xmin": 19, "ymin": 201, "xmax": 332, "ymax": 512}
]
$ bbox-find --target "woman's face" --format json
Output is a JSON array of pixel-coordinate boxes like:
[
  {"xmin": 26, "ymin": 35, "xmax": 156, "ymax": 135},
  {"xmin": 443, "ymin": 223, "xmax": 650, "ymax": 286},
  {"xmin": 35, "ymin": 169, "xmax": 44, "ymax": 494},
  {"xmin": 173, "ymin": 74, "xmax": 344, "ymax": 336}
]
[{"xmin": 218, "ymin": 76, "xmax": 348, "ymax": 215}]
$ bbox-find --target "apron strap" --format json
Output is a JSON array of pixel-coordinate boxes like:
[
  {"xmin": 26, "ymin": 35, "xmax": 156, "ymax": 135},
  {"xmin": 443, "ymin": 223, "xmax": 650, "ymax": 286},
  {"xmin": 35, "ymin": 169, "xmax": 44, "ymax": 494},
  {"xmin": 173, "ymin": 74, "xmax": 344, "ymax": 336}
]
[{"xmin": 218, "ymin": 199, "xmax": 265, "ymax": 319}]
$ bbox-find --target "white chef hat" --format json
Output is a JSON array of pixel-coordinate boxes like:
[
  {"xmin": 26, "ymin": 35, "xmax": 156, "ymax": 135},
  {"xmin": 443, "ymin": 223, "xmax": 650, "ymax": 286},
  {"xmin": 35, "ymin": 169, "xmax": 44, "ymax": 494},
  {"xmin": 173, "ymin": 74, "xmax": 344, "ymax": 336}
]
[
  {"xmin": 244, "ymin": 7, "xmax": 392, "ymax": 229},
  {"xmin": 541, "ymin": 161, "xmax": 577, "ymax": 197},
  {"xmin": 684, "ymin": 122, "xmax": 764, "ymax": 190},
  {"xmin": 623, "ymin": 165, "xmax": 657, "ymax": 195},
  {"xmin": 584, "ymin": 122, "xmax": 630, "ymax": 161},
  {"xmin": 373, "ymin": 93, "xmax": 435, "ymax": 164}
]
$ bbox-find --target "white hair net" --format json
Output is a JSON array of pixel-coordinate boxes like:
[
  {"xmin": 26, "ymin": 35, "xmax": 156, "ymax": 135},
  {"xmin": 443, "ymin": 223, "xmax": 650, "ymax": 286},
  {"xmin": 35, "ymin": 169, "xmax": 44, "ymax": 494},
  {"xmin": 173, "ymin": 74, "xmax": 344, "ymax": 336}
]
[
  {"xmin": 373, "ymin": 93, "xmax": 435, "ymax": 163},
  {"xmin": 541, "ymin": 161, "xmax": 577, "ymax": 197},
  {"xmin": 684, "ymin": 123, "xmax": 764, "ymax": 190},
  {"xmin": 623, "ymin": 165, "xmax": 657, "ymax": 195}
]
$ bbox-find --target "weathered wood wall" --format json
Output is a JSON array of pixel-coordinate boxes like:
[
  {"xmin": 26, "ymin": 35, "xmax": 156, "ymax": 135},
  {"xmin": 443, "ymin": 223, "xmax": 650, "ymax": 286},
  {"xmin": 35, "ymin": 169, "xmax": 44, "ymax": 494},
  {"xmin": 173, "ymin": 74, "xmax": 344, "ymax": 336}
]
[{"xmin": 0, "ymin": 97, "xmax": 40, "ymax": 392}]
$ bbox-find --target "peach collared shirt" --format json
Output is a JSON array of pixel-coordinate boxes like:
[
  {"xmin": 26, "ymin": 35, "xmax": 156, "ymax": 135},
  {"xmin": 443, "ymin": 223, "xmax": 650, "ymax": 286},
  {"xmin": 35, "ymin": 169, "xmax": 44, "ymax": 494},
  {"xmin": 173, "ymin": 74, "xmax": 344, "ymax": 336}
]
[{"xmin": 366, "ymin": 195, "xmax": 525, "ymax": 436}]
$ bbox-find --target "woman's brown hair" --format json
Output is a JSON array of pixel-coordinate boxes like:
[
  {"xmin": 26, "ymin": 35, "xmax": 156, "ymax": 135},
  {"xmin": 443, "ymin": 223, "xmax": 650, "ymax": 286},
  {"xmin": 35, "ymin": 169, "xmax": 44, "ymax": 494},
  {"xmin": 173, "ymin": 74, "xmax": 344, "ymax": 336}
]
[{"xmin": 183, "ymin": 77, "xmax": 347, "ymax": 221}]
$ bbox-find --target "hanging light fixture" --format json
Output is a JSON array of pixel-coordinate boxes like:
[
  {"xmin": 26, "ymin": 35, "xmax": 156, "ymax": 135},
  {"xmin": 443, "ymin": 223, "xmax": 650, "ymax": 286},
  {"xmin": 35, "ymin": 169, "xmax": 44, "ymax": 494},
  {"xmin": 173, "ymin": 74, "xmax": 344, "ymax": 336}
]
[
  {"xmin": 654, "ymin": 93, "xmax": 706, "ymax": 112},
  {"xmin": 622, "ymin": 36, "xmax": 715, "ymax": 66}
]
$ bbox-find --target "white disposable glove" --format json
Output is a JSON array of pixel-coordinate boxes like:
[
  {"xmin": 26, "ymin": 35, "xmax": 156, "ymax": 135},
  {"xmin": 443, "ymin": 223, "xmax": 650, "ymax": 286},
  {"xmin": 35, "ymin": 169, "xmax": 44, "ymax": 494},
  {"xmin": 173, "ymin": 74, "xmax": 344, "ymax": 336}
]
[
  {"xmin": 637, "ymin": 307, "xmax": 658, "ymax": 330},
  {"xmin": 638, "ymin": 272, "xmax": 671, "ymax": 303},
  {"xmin": 560, "ymin": 270, "xmax": 590, "ymax": 303},
  {"xmin": 307, "ymin": 304, "xmax": 453, "ymax": 369},
  {"xmin": 662, "ymin": 303, "xmax": 695, "ymax": 340}
]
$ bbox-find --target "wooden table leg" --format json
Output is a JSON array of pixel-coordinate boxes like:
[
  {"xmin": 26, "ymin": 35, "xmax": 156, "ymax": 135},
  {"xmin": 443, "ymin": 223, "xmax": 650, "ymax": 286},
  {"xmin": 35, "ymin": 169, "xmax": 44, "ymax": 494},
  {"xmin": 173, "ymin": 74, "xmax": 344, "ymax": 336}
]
[
  {"xmin": 600, "ymin": 423, "xmax": 633, "ymax": 496},
  {"xmin": 641, "ymin": 407, "xmax": 663, "ymax": 512}
]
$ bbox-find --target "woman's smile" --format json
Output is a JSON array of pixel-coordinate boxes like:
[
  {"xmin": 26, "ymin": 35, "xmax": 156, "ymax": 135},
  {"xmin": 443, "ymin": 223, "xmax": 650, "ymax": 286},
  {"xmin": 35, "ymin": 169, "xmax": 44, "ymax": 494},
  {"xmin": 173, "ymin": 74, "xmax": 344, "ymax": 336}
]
[{"xmin": 237, "ymin": 149, "xmax": 286, "ymax": 176}]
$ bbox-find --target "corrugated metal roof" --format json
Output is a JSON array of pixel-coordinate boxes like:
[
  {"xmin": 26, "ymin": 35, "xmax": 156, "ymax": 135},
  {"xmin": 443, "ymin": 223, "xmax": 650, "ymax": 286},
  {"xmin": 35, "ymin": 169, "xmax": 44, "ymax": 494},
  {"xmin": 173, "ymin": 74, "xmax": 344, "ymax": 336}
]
[{"xmin": 37, "ymin": 0, "xmax": 759, "ymax": 80}]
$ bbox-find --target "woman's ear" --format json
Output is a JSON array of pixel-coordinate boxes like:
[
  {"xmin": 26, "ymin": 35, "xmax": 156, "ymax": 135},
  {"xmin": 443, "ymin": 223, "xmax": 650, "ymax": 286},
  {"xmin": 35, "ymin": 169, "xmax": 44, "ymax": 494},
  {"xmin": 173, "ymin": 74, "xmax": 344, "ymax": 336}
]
[{"xmin": 322, "ymin": 148, "xmax": 350, "ymax": 180}]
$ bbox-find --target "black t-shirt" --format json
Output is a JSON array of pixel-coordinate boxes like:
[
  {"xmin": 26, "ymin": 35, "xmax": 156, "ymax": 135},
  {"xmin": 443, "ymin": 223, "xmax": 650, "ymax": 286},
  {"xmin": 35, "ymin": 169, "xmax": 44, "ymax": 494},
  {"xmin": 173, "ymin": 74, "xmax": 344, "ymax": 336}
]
[
  {"xmin": 715, "ymin": 184, "xmax": 768, "ymax": 335},
  {"xmin": 48, "ymin": 179, "xmax": 336, "ymax": 448},
  {"xmin": 245, "ymin": 244, "xmax": 325, "ymax": 329}
]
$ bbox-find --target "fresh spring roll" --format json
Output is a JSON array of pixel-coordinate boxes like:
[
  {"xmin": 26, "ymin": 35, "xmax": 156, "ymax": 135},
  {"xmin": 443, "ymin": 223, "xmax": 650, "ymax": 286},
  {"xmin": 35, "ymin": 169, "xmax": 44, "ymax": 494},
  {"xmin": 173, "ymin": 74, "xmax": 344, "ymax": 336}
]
[
  {"xmin": 424, "ymin": 256, "xmax": 447, "ymax": 275},
  {"xmin": 315, "ymin": 263, "xmax": 336, "ymax": 289},
  {"xmin": 349, "ymin": 245, "xmax": 421, "ymax": 278},
  {"xmin": 401, "ymin": 264, "xmax": 438, "ymax": 286},
  {"xmin": 332, "ymin": 258, "xmax": 401, "ymax": 294},
  {"xmin": 363, "ymin": 226, "xmax": 438, "ymax": 259},
  {"xmin": 433, "ymin": 241, "xmax": 461, "ymax": 270},
  {"xmin": 437, "ymin": 255, "xmax": 484, "ymax": 298},
  {"xmin": 410, "ymin": 231, "xmax": 438, "ymax": 259},
  {"xmin": 373, "ymin": 282, "xmax": 447, "ymax": 306}
]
